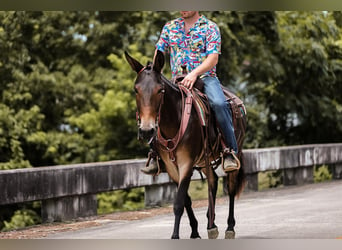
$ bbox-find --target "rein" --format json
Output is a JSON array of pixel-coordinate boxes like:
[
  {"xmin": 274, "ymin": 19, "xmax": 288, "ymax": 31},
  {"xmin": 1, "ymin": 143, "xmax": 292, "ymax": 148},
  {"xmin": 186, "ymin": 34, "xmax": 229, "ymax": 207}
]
[{"xmin": 156, "ymin": 84, "xmax": 193, "ymax": 163}]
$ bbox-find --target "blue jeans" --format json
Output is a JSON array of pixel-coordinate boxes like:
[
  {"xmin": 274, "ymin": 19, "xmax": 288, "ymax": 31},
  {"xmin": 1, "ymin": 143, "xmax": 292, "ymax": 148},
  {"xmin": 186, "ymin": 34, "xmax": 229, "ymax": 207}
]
[{"xmin": 202, "ymin": 76, "xmax": 238, "ymax": 153}]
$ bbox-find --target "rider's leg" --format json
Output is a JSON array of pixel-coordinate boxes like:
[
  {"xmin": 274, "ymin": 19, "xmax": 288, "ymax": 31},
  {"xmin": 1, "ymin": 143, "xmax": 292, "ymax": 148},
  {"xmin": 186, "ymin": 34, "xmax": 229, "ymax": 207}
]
[{"xmin": 201, "ymin": 76, "xmax": 239, "ymax": 171}]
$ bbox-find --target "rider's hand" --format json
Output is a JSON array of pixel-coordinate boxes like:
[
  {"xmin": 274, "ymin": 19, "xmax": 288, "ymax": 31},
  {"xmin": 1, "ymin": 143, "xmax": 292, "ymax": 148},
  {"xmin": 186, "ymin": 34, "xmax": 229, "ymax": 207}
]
[{"xmin": 180, "ymin": 71, "xmax": 198, "ymax": 90}]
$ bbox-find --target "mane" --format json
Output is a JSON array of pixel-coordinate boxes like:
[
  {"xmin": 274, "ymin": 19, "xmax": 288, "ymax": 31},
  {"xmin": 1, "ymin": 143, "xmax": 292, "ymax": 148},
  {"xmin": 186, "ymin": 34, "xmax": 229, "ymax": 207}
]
[
  {"xmin": 161, "ymin": 74, "xmax": 180, "ymax": 92},
  {"xmin": 146, "ymin": 62, "xmax": 153, "ymax": 71}
]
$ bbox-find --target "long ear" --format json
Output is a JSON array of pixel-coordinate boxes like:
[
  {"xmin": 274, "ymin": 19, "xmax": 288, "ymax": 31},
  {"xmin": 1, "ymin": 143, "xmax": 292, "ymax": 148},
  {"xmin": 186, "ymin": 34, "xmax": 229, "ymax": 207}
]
[
  {"xmin": 153, "ymin": 50, "xmax": 165, "ymax": 73},
  {"xmin": 124, "ymin": 51, "xmax": 144, "ymax": 74}
]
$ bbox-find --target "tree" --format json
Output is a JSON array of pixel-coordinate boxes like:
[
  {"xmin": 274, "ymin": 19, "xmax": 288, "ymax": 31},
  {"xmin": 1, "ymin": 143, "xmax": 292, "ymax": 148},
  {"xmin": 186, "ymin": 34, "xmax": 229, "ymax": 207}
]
[
  {"xmin": 1, "ymin": 11, "xmax": 341, "ymax": 231},
  {"xmin": 206, "ymin": 11, "xmax": 342, "ymax": 147},
  {"xmin": 241, "ymin": 12, "xmax": 342, "ymax": 145}
]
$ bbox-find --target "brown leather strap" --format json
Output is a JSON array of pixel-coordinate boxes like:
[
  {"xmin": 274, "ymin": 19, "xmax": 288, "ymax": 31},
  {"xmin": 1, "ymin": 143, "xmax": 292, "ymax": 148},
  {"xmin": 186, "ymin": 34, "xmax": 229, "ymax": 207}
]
[
  {"xmin": 221, "ymin": 86, "xmax": 247, "ymax": 154},
  {"xmin": 157, "ymin": 85, "xmax": 193, "ymax": 162}
]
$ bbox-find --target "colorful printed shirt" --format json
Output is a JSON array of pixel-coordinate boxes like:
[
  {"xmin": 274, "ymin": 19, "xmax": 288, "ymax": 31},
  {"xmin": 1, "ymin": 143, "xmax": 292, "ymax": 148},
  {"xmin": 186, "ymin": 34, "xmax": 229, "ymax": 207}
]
[{"xmin": 156, "ymin": 15, "xmax": 221, "ymax": 78}]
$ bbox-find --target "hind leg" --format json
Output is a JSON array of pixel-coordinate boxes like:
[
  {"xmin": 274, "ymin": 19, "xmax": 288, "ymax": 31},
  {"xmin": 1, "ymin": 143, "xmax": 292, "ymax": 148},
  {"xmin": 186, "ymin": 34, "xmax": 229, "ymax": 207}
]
[
  {"xmin": 225, "ymin": 172, "xmax": 238, "ymax": 239},
  {"xmin": 225, "ymin": 193, "xmax": 236, "ymax": 239}
]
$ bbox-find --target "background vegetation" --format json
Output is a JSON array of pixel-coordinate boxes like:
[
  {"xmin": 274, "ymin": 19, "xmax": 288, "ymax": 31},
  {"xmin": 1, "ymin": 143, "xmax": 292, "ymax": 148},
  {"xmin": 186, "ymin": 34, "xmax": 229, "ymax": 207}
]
[{"xmin": 1, "ymin": 11, "xmax": 342, "ymax": 230}]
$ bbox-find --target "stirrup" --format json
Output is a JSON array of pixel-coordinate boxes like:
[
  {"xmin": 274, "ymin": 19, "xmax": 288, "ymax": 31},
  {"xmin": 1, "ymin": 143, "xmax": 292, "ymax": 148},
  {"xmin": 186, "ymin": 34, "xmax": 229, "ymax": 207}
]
[
  {"xmin": 142, "ymin": 151, "xmax": 161, "ymax": 176},
  {"xmin": 221, "ymin": 149, "xmax": 241, "ymax": 172}
]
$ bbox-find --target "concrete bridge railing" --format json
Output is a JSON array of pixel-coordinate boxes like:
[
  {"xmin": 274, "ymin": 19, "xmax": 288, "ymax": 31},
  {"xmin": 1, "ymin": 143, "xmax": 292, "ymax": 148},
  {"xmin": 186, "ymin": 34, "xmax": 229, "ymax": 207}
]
[{"xmin": 0, "ymin": 143, "xmax": 341, "ymax": 223}]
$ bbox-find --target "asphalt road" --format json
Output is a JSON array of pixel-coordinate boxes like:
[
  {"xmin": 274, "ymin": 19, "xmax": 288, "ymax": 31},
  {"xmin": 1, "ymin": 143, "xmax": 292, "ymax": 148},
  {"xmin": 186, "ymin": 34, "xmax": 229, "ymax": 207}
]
[{"xmin": 45, "ymin": 180, "xmax": 342, "ymax": 239}]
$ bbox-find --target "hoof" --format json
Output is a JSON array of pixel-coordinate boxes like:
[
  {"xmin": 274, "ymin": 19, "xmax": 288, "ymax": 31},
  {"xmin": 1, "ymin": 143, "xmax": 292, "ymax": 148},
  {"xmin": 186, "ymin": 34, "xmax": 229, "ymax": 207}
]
[
  {"xmin": 190, "ymin": 232, "xmax": 201, "ymax": 239},
  {"xmin": 225, "ymin": 230, "xmax": 235, "ymax": 239},
  {"xmin": 171, "ymin": 234, "xmax": 179, "ymax": 239},
  {"xmin": 207, "ymin": 227, "xmax": 219, "ymax": 239},
  {"xmin": 191, "ymin": 236, "xmax": 201, "ymax": 239}
]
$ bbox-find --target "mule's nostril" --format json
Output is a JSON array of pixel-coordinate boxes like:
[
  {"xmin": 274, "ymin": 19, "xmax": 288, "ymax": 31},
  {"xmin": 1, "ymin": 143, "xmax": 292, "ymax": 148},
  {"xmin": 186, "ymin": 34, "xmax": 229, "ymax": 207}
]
[{"xmin": 139, "ymin": 128, "xmax": 156, "ymax": 140}]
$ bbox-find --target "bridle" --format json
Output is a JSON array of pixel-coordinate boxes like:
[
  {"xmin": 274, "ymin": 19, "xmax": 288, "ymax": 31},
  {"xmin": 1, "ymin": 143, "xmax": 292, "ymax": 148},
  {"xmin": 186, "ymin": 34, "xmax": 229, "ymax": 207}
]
[{"xmin": 135, "ymin": 66, "xmax": 165, "ymax": 143}]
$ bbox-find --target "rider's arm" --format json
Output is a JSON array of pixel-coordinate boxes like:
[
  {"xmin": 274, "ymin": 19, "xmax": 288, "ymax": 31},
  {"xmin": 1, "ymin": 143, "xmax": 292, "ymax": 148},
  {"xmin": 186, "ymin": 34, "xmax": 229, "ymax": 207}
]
[{"xmin": 181, "ymin": 53, "xmax": 219, "ymax": 89}]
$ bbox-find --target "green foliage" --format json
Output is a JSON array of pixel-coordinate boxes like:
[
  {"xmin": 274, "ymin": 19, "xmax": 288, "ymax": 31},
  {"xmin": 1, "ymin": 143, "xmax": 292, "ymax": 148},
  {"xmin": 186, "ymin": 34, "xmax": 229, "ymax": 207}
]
[
  {"xmin": 258, "ymin": 170, "xmax": 284, "ymax": 190},
  {"xmin": 2, "ymin": 10, "xmax": 341, "ymax": 165},
  {"xmin": 97, "ymin": 188, "xmax": 145, "ymax": 214},
  {"xmin": 0, "ymin": 104, "xmax": 43, "ymax": 169},
  {"xmin": 206, "ymin": 11, "xmax": 342, "ymax": 147},
  {"xmin": 242, "ymin": 12, "xmax": 342, "ymax": 146},
  {"xmin": 259, "ymin": 165, "xmax": 333, "ymax": 190},
  {"xmin": 2, "ymin": 209, "xmax": 41, "ymax": 231},
  {"xmin": 0, "ymin": 11, "xmax": 342, "ymax": 231},
  {"xmin": 188, "ymin": 179, "xmax": 225, "ymax": 200},
  {"xmin": 314, "ymin": 165, "xmax": 333, "ymax": 183}
]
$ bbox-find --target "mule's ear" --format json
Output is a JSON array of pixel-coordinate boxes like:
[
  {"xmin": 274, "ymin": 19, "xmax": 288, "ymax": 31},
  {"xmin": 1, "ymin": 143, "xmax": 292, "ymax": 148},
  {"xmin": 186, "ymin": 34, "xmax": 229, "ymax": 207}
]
[
  {"xmin": 153, "ymin": 50, "xmax": 165, "ymax": 73},
  {"xmin": 125, "ymin": 51, "xmax": 144, "ymax": 74}
]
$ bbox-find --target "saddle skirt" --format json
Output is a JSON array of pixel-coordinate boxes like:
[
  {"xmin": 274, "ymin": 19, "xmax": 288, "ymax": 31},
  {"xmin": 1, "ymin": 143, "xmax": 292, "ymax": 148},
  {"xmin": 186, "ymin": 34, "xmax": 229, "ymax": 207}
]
[{"xmin": 174, "ymin": 76, "xmax": 247, "ymax": 144}]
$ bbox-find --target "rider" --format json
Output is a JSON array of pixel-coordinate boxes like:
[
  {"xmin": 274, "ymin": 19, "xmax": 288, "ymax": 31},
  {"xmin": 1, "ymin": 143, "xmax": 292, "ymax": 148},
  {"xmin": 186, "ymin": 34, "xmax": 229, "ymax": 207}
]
[{"xmin": 141, "ymin": 11, "xmax": 238, "ymax": 174}]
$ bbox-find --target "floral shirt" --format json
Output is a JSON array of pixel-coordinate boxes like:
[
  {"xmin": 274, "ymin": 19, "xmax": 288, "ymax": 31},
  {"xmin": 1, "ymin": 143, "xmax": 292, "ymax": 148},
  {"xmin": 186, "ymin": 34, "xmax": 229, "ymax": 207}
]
[{"xmin": 156, "ymin": 15, "xmax": 221, "ymax": 78}]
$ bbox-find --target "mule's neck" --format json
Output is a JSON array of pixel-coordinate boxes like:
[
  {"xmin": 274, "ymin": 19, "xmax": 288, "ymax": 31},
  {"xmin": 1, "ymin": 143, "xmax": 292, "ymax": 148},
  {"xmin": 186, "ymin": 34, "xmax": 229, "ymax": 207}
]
[{"xmin": 159, "ymin": 77, "xmax": 182, "ymax": 139}]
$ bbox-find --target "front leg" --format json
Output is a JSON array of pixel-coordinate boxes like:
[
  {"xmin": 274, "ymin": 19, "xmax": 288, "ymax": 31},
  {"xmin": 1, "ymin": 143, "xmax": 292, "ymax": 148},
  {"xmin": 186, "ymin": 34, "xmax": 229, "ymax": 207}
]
[
  {"xmin": 171, "ymin": 178, "xmax": 191, "ymax": 239},
  {"xmin": 184, "ymin": 194, "xmax": 201, "ymax": 239}
]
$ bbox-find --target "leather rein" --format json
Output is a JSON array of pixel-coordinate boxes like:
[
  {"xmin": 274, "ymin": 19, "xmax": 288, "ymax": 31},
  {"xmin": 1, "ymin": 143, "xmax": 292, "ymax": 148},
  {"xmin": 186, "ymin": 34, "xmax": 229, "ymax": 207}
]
[{"xmin": 156, "ymin": 83, "xmax": 193, "ymax": 163}]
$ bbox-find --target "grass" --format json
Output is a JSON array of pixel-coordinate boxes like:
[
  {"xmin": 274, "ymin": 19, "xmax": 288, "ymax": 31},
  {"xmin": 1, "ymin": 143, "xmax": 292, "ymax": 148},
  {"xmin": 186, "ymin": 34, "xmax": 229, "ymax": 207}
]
[
  {"xmin": 188, "ymin": 178, "xmax": 225, "ymax": 200},
  {"xmin": 258, "ymin": 165, "xmax": 333, "ymax": 191}
]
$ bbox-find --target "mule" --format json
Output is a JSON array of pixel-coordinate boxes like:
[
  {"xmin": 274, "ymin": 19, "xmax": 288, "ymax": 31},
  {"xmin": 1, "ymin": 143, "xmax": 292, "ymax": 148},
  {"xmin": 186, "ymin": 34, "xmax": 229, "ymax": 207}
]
[{"xmin": 125, "ymin": 50, "xmax": 246, "ymax": 239}]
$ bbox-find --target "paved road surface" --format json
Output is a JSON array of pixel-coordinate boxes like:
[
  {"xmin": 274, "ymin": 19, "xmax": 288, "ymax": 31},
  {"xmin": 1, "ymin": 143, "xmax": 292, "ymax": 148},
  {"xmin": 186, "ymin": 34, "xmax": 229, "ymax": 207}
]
[{"xmin": 46, "ymin": 180, "xmax": 342, "ymax": 239}]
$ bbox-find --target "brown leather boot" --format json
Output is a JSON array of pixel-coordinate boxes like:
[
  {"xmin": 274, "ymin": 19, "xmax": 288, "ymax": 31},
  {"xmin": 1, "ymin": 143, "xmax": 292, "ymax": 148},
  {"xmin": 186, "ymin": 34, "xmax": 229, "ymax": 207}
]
[
  {"xmin": 141, "ymin": 150, "xmax": 163, "ymax": 175},
  {"xmin": 141, "ymin": 158, "xmax": 159, "ymax": 175},
  {"xmin": 221, "ymin": 150, "xmax": 240, "ymax": 172}
]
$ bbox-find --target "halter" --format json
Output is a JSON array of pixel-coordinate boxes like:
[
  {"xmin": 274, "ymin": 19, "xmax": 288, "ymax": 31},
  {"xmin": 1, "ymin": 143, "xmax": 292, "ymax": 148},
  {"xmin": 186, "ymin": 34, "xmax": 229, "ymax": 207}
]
[{"xmin": 135, "ymin": 66, "xmax": 165, "ymax": 142}]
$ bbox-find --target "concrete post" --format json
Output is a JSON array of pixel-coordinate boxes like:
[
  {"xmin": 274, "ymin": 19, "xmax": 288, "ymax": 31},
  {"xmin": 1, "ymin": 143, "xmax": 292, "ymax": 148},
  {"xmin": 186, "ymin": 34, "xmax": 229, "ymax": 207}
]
[
  {"xmin": 222, "ymin": 176, "xmax": 228, "ymax": 195},
  {"xmin": 283, "ymin": 166, "xmax": 314, "ymax": 186},
  {"xmin": 245, "ymin": 173, "xmax": 259, "ymax": 191},
  {"xmin": 144, "ymin": 183, "xmax": 176, "ymax": 207},
  {"xmin": 41, "ymin": 194, "xmax": 97, "ymax": 223},
  {"xmin": 332, "ymin": 164, "xmax": 342, "ymax": 179}
]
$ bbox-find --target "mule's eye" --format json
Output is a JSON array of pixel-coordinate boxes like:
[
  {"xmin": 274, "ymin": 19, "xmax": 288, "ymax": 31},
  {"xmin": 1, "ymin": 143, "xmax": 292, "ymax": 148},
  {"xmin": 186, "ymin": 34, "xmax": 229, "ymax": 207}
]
[
  {"xmin": 158, "ymin": 88, "xmax": 165, "ymax": 94},
  {"xmin": 134, "ymin": 87, "xmax": 138, "ymax": 94}
]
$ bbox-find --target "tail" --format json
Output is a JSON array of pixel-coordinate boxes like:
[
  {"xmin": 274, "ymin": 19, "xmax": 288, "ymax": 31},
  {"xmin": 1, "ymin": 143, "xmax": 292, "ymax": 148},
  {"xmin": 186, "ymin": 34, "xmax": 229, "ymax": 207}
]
[{"xmin": 234, "ymin": 111, "xmax": 247, "ymax": 197}]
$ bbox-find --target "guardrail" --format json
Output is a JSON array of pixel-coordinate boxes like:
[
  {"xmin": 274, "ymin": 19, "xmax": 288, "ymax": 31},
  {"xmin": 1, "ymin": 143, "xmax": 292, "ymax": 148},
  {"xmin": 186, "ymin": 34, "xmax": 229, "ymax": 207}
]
[{"xmin": 0, "ymin": 143, "xmax": 341, "ymax": 223}]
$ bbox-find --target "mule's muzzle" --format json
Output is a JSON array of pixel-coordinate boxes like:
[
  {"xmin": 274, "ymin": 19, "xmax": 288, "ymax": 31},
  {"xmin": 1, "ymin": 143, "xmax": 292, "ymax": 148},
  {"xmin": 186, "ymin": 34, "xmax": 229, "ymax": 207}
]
[{"xmin": 138, "ymin": 127, "xmax": 156, "ymax": 142}]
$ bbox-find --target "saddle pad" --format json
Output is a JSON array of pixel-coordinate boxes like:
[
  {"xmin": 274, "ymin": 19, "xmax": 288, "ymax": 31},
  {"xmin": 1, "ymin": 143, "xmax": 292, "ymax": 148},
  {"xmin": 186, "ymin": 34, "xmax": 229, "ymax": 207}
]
[{"xmin": 192, "ymin": 91, "xmax": 209, "ymax": 126}]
